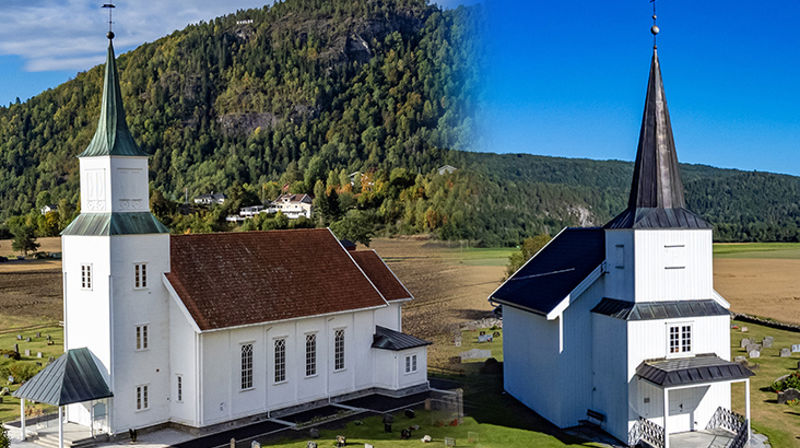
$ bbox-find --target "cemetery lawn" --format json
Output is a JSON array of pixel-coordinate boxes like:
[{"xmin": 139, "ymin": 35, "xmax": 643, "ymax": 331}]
[
  {"xmin": 0, "ymin": 325, "xmax": 63, "ymax": 423},
  {"xmin": 264, "ymin": 409, "xmax": 602, "ymax": 448},
  {"xmin": 731, "ymin": 318, "xmax": 800, "ymax": 448},
  {"xmin": 714, "ymin": 242, "xmax": 800, "ymax": 259}
]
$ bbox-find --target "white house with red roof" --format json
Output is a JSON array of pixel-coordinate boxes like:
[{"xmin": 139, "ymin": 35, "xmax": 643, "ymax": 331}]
[
  {"xmin": 267, "ymin": 193, "xmax": 314, "ymax": 219},
  {"xmin": 15, "ymin": 33, "xmax": 429, "ymax": 444},
  {"xmin": 490, "ymin": 45, "xmax": 753, "ymax": 447}
]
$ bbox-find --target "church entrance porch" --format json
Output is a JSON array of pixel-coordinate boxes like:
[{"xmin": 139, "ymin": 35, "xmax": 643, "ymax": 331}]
[{"xmin": 628, "ymin": 354, "xmax": 754, "ymax": 448}]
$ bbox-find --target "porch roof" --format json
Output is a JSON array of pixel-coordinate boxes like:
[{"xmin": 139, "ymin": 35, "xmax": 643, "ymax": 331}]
[
  {"xmin": 372, "ymin": 326, "xmax": 431, "ymax": 351},
  {"xmin": 12, "ymin": 348, "xmax": 112, "ymax": 406},
  {"xmin": 636, "ymin": 354, "xmax": 754, "ymax": 388}
]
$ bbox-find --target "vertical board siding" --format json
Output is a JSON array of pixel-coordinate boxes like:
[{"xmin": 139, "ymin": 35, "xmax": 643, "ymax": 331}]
[
  {"xmin": 633, "ymin": 230, "xmax": 713, "ymax": 302},
  {"xmin": 591, "ymin": 314, "xmax": 629, "ymax": 442}
]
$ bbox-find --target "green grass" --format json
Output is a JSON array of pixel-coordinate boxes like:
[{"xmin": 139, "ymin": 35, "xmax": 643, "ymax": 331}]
[
  {"xmin": 730, "ymin": 319, "xmax": 800, "ymax": 447},
  {"xmin": 0, "ymin": 326, "xmax": 63, "ymax": 423},
  {"xmin": 713, "ymin": 242, "xmax": 800, "ymax": 259},
  {"xmin": 443, "ymin": 247, "xmax": 517, "ymax": 267}
]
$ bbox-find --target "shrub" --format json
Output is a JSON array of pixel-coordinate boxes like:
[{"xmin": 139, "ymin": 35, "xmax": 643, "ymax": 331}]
[
  {"xmin": 8, "ymin": 362, "xmax": 42, "ymax": 383},
  {"xmin": 771, "ymin": 371, "xmax": 800, "ymax": 392}
]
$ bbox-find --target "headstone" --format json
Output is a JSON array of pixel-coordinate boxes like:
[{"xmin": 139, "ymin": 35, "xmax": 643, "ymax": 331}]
[
  {"xmin": 229, "ymin": 438, "xmax": 235, "ymax": 448},
  {"xmin": 309, "ymin": 428, "xmax": 320, "ymax": 438},
  {"xmin": 47, "ymin": 335, "xmax": 52, "ymax": 341},
  {"xmin": 421, "ymin": 435, "xmax": 432, "ymax": 443},
  {"xmin": 250, "ymin": 441, "xmax": 261, "ymax": 448},
  {"xmin": 741, "ymin": 326, "xmax": 748, "ymax": 332},
  {"xmin": 25, "ymin": 337, "xmax": 31, "ymax": 342},
  {"xmin": 37, "ymin": 352, "xmax": 42, "ymax": 358},
  {"xmin": 13, "ymin": 344, "xmax": 18, "ymax": 353},
  {"xmin": 444, "ymin": 437, "xmax": 456, "ymax": 447},
  {"xmin": 400, "ymin": 428, "xmax": 411, "ymax": 439},
  {"xmin": 365, "ymin": 444, "xmax": 374, "ymax": 448},
  {"xmin": 745, "ymin": 344, "xmax": 757, "ymax": 354},
  {"xmin": 24, "ymin": 349, "xmax": 30, "ymax": 357},
  {"xmin": 16, "ymin": 335, "xmax": 21, "ymax": 340},
  {"xmin": 454, "ymin": 336, "xmax": 461, "ymax": 347},
  {"xmin": 492, "ymin": 331, "xmax": 501, "ymax": 338},
  {"xmin": 306, "ymin": 442, "xmax": 318, "ymax": 448},
  {"xmin": 781, "ymin": 348, "xmax": 792, "ymax": 357},
  {"xmin": 734, "ymin": 356, "xmax": 747, "ymax": 364},
  {"xmin": 763, "ymin": 338, "xmax": 773, "ymax": 348},
  {"xmin": 479, "ymin": 331, "xmax": 485, "ymax": 336},
  {"xmin": 777, "ymin": 388, "xmax": 800, "ymax": 404},
  {"xmin": 792, "ymin": 345, "xmax": 800, "ymax": 353},
  {"xmin": 477, "ymin": 334, "xmax": 493, "ymax": 343},
  {"xmin": 740, "ymin": 338, "xmax": 751, "ymax": 349},
  {"xmin": 404, "ymin": 409, "xmax": 415, "ymax": 418},
  {"xmin": 0, "ymin": 387, "xmax": 9, "ymax": 396},
  {"xmin": 35, "ymin": 332, "xmax": 41, "ymax": 338},
  {"xmin": 460, "ymin": 348, "xmax": 492, "ymax": 361},
  {"xmin": 749, "ymin": 350, "xmax": 761, "ymax": 358},
  {"xmin": 48, "ymin": 356, "xmax": 55, "ymax": 362},
  {"xmin": 411, "ymin": 424, "xmax": 420, "ymax": 430}
]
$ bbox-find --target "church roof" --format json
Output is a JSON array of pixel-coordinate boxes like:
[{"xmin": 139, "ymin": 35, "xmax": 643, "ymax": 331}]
[
  {"xmin": 490, "ymin": 228, "xmax": 605, "ymax": 315},
  {"xmin": 372, "ymin": 326, "xmax": 431, "ymax": 351},
  {"xmin": 78, "ymin": 40, "xmax": 148, "ymax": 157},
  {"xmin": 165, "ymin": 228, "xmax": 391, "ymax": 331},
  {"xmin": 350, "ymin": 250, "xmax": 413, "ymax": 301},
  {"xmin": 61, "ymin": 212, "xmax": 169, "ymax": 236},
  {"xmin": 605, "ymin": 49, "xmax": 710, "ymax": 230},
  {"xmin": 592, "ymin": 298, "xmax": 729, "ymax": 321},
  {"xmin": 13, "ymin": 348, "xmax": 112, "ymax": 406}
]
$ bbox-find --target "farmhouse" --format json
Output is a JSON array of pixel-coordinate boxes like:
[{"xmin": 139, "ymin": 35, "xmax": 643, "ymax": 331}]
[
  {"xmin": 490, "ymin": 47, "xmax": 754, "ymax": 446},
  {"xmin": 267, "ymin": 193, "xmax": 314, "ymax": 219},
  {"xmin": 14, "ymin": 34, "xmax": 428, "ymax": 446},
  {"xmin": 193, "ymin": 192, "xmax": 226, "ymax": 205}
]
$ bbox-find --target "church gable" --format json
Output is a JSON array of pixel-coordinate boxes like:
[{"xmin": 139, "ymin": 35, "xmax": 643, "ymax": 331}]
[{"xmin": 164, "ymin": 228, "xmax": 389, "ymax": 331}]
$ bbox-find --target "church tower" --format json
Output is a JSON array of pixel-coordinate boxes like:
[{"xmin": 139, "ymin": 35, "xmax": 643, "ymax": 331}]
[
  {"xmin": 61, "ymin": 30, "xmax": 172, "ymax": 433},
  {"xmin": 602, "ymin": 47, "xmax": 714, "ymax": 303}
]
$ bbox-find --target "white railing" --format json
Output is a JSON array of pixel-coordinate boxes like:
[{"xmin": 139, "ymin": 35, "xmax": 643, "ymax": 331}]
[
  {"xmin": 706, "ymin": 407, "xmax": 748, "ymax": 448},
  {"xmin": 628, "ymin": 416, "xmax": 664, "ymax": 448}
]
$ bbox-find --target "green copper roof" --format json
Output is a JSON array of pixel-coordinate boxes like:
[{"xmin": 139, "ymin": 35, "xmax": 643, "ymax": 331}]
[
  {"xmin": 13, "ymin": 348, "xmax": 112, "ymax": 406},
  {"xmin": 78, "ymin": 41, "xmax": 148, "ymax": 157},
  {"xmin": 62, "ymin": 212, "xmax": 170, "ymax": 236}
]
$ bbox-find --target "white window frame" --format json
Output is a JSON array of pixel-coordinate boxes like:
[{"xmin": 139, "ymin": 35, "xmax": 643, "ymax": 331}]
[
  {"xmin": 136, "ymin": 384, "xmax": 149, "ymax": 411},
  {"xmin": 135, "ymin": 324, "xmax": 149, "ymax": 351},
  {"xmin": 134, "ymin": 262, "xmax": 148, "ymax": 289},
  {"xmin": 176, "ymin": 374, "xmax": 183, "ymax": 403},
  {"xmin": 333, "ymin": 328, "xmax": 345, "ymax": 372},
  {"xmin": 240, "ymin": 342, "xmax": 254, "ymax": 391},
  {"xmin": 305, "ymin": 332, "xmax": 317, "ymax": 378},
  {"xmin": 274, "ymin": 337, "xmax": 287, "ymax": 384},
  {"xmin": 80, "ymin": 264, "xmax": 93, "ymax": 290},
  {"xmin": 666, "ymin": 322, "xmax": 693, "ymax": 357},
  {"xmin": 404, "ymin": 353, "xmax": 418, "ymax": 374}
]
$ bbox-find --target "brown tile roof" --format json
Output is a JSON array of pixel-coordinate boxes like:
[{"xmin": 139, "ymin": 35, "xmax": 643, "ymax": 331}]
[
  {"xmin": 350, "ymin": 250, "xmax": 412, "ymax": 302},
  {"xmin": 165, "ymin": 229, "xmax": 388, "ymax": 331}
]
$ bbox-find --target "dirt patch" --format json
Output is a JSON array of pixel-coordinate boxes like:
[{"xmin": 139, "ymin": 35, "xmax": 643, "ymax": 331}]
[
  {"xmin": 714, "ymin": 258, "xmax": 800, "ymax": 325},
  {"xmin": 0, "ymin": 270, "xmax": 63, "ymax": 327}
]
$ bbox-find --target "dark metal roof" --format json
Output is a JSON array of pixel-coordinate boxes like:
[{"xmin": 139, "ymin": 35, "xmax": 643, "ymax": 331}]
[
  {"xmin": 78, "ymin": 41, "xmax": 148, "ymax": 157},
  {"xmin": 491, "ymin": 228, "xmax": 605, "ymax": 315},
  {"xmin": 636, "ymin": 354, "xmax": 753, "ymax": 388},
  {"xmin": 604, "ymin": 49, "xmax": 710, "ymax": 230},
  {"xmin": 13, "ymin": 348, "xmax": 112, "ymax": 406},
  {"xmin": 592, "ymin": 298, "xmax": 729, "ymax": 321},
  {"xmin": 61, "ymin": 212, "xmax": 169, "ymax": 236},
  {"xmin": 372, "ymin": 326, "xmax": 431, "ymax": 351}
]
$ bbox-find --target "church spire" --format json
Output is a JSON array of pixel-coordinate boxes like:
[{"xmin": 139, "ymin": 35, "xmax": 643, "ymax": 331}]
[{"xmin": 78, "ymin": 27, "xmax": 148, "ymax": 157}]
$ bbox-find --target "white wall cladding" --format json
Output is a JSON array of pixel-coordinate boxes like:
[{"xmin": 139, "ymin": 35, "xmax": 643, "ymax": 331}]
[
  {"xmin": 633, "ymin": 379, "xmax": 731, "ymax": 434},
  {"xmin": 627, "ymin": 315, "xmax": 731, "ymax": 371},
  {"xmin": 591, "ymin": 314, "xmax": 629, "ymax": 441},
  {"xmin": 169, "ymin": 299, "xmax": 198, "ymax": 426},
  {"xmin": 79, "ymin": 156, "xmax": 150, "ymax": 213},
  {"xmin": 604, "ymin": 231, "xmax": 635, "ymax": 301},
  {"xmin": 632, "ymin": 230, "xmax": 714, "ymax": 302}
]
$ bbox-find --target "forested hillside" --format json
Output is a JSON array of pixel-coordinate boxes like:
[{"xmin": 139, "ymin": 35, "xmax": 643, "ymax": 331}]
[{"xmin": 1, "ymin": 0, "xmax": 799, "ymax": 247}]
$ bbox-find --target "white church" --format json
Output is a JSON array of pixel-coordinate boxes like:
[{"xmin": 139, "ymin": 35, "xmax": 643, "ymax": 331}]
[
  {"xmin": 490, "ymin": 45, "xmax": 754, "ymax": 447},
  {"xmin": 14, "ymin": 32, "xmax": 429, "ymax": 444}
]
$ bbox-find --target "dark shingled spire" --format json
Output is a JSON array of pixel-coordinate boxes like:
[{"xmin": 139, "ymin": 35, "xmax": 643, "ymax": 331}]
[
  {"xmin": 605, "ymin": 49, "xmax": 710, "ymax": 229},
  {"xmin": 78, "ymin": 39, "xmax": 148, "ymax": 157}
]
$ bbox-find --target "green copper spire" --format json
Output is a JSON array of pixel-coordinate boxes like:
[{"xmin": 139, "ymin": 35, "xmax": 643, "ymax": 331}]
[{"xmin": 78, "ymin": 39, "xmax": 148, "ymax": 157}]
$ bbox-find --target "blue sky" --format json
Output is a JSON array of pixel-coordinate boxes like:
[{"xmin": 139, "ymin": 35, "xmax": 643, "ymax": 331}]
[{"xmin": 478, "ymin": 0, "xmax": 800, "ymax": 176}]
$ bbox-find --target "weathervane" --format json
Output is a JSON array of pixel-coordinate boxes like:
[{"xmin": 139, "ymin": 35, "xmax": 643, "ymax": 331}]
[
  {"xmin": 102, "ymin": 3, "xmax": 116, "ymax": 40},
  {"xmin": 650, "ymin": 0, "xmax": 659, "ymax": 49}
]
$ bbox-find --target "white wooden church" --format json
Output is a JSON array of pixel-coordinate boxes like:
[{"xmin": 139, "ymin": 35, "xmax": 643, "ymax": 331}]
[
  {"xmin": 490, "ymin": 46, "xmax": 754, "ymax": 447},
  {"xmin": 15, "ymin": 33, "xmax": 429, "ymax": 444}
]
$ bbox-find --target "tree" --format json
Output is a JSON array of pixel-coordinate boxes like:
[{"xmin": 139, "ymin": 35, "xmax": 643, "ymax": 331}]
[
  {"xmin": 11, "ymin": 223, "xmax": 40, "ymax": 256},
  {"xmin": 330, "ymin": 209, "xmax": 375, "ymax": 246},
  {"xmin": 506, "ymin": 234, "xmax": 552, "ymax": 277},
  {"xmin": 0, "ymin": 422, "xmax": 9, "ymax": 448}
]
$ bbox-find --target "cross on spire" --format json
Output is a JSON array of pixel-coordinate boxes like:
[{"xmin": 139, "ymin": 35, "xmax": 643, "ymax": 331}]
[{"xmin": 102, "ymin": 3, "xmax": 115, "ymax": 40}]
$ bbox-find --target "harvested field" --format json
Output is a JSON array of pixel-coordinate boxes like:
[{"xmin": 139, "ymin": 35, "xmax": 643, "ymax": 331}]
[
  {"xmin": 0, "ymin": 236, "xmax": 61, "ymax": 258},
  {"xmin": 714, "ymin": 258, "xmax": 800, "ymax": 324},
  {"xmin": 0, "ymin": 270, "xmax": 62, "ymax": 330}
]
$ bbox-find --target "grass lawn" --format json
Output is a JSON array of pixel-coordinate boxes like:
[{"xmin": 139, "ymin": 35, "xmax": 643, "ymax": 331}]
[
  {"xmin": 0, "ymin": 325, "xmax": 63, "ymax": 423},
  {"xmin": 730, "ymin": 319, "xmax": 800, "ymax": 448},
  {"xmin": 442, "ymin": 247, "xmax": 517, "ymax": 267},
  {"xmin": 713, "ymin": 242, "xmax": 800, "ymax": 259}
]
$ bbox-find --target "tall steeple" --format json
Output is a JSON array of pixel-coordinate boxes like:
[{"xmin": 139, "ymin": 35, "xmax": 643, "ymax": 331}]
[
  {"xmin": 78, "ymin": 33, "xmax": 147, "ymax": 157},
  {"xmin": 605, "ymin": 28, "xmax": 710, "ymax": 229}
]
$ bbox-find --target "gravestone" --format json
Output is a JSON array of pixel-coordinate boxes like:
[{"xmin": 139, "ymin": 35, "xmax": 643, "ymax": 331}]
[
  {"xmin": 460, "ymin": 348, "xmax": 492, "ymax": 361},
  {"xmin": 454, "ymin": 336, "xmax": 461, "ymax": 347},
  {"xmin": 444, "ymin": 437, "xmax": 456, "ymax": 447},
  {"xmin": 792, "ymin": 345, "xmax": 800, "ymax": 353},
  {"xmin": 746, "ymin": 344, "xmax": 760, "ymax": 354},
  {"xmin": 16, "ymin": 335, "xmax": 21, "ymax": 341},
  {"xmin": 25, "ymin": 337, "xmax": 31, "ymax": 342},
  {"xmin": 306, "ymin": 442, "xmax": 318, "ymax": 448},
  {"xmin": 24, "ymin": 349, "xmax": 30, "ymax": 357},
  {"xmin": 7, "ymin": 375, "xmax": 14, "ymax": 384},
  {"xmin": 734, "ymin": 356, "xmax": 747, "ymax": 364},
  {"xmin": 35, "ymin": 332, "xmax": 41, "ymax": 338},
  {"xmin": 777, "ymin": 388, "xmax": 800, "ymax": 404},
  {"xmin": 13, "ymin": 344, "xmax": 18, "ymax": 353},
  {"xmin": 477, "ymin": 334, "xmax": 493, "ymax": 343},
  {"xmin": 0, "ymin": 387, "xmax": 9, "ymax": 396},
  {"xmin": 37, "ymin": 352, "xmax": 42, "ymax": 358},
  {"xmin": 421, "ymin": 435, "xmax": 432, "ymax": 443},
  {"xmin": 492, "ymin": 331, "xmax": 501, "ymax": 338},
  {"xmin": 781, "ymin": 348, "xmax": 792, "ymax": 357},
  {"xmin": 229, "ymin": 438, "xmax": 235, "ymax": 448},
  {"xmin": 48, "ymin": 356, "xmax": 55, "ymax": 362},
  {"xmin": 47, "ymin": 335, "xmax": 51, "ymax": 341},
  {"xmin": 740, "ymin": 338, "xmax": 752, "ymax": 349},
  {"xmin": 365, "ymin": 444, "xmax": 374, "ymax": 448},
  {"xmin": 763, "ymin": 338, "xmax": 773, "ymax": 348},
  {"xmin": 749, "ymin": 350, "xmax": 760, "ymax": 358},
  {"xmin": 309, "ymin": 428, "xmax": 320, "ymax": 438},
  {"xmin": 741, "ymin": 326, "xmax": 749, "ymax": 332},
  {"xmin": 250, "ymin": 441, "xmax": 261, "ymax": 448}
]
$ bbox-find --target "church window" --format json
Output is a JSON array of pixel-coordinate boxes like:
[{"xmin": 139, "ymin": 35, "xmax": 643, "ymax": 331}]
[
  {"xmin": 240, "ymin": 343, "xmax": 253, "ymax": 390},
  {"xmin": 614, "ymin": 245, "xmax": 625, "ymax": 269},
  {"xmin": 274, "ymin": 338, "xmax": 286, "ymax": 383},
  {"xmin": 81, "ymin": 264, "xmax": 92, "ymax": 290},
  {"xmin": 305, "ymin": 333, "xmax": 317, "ymax": 377},
  {"xmin": 405, "ymin": 354, "xmax": 418, "ymax": 374},
  {"xmin": 334, "ymin": 329, "xmax": 345, "ymax": 371},
  {"xmin": 668, "ymin": 323, "xmax": 692, "ymax": 355},
  {"xmin": 135, "ymin": 324, "xmax": 149, "ymax": 351},
  {"xmin": 134, "ymin": 263, "xmax": 147, "ymax": 289},
  {"xmin": 176, "ymin": 375, "xmax": 183, "ymax": 403},
  {"xmin": 136, "ymin": 385, "xmax": 149, "ymax": 411},
  {"xmin": 664, "ymin": 244, "xmax": 687, "ymax": 270}
]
